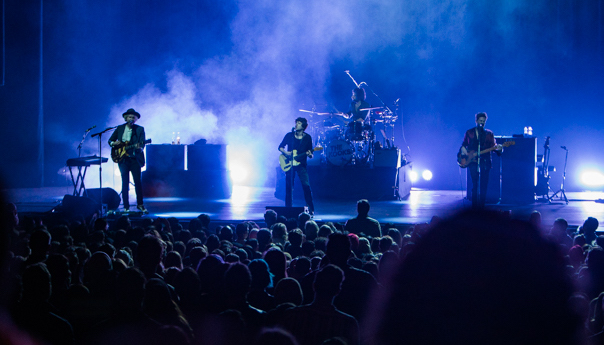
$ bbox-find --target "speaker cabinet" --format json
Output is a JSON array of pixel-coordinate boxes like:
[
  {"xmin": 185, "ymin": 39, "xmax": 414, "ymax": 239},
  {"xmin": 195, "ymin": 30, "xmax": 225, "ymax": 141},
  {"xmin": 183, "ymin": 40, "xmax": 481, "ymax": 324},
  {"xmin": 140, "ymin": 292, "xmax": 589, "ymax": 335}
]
[
  {"xmin": 500, "ymin": 136, "xmax": 536, "ymax": 204},
  {"xmin": 187, "ymin": 144, "xmax": 227, "ymax": 170},
  {"xmin": 146, "ymin": 145, "xmax": 185, "ymax": 170}
]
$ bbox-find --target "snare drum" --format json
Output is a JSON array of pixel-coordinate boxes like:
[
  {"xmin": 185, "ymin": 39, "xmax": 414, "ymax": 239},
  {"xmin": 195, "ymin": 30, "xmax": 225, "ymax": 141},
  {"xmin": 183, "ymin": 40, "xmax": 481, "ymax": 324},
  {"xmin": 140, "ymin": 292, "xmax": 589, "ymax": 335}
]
[{"xmin": 326, "ymin": 139, "xmax": 354, "ymax": 166}]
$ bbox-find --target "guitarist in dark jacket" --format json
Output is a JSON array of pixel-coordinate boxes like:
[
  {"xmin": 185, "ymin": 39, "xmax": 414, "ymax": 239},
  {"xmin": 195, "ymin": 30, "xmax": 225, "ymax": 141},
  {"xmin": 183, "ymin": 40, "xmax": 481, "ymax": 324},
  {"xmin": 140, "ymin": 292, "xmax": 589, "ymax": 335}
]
[
  {"xmin": 461, "ymin": 112, "xmax": 502, "ymax": 208},
  {"xmin": 279, "ymin": 117, "xmax": 315, "ymax": 216},
  {"xmin": 108, "ymin": 108, "xmax": 148, "ymax": 214}
]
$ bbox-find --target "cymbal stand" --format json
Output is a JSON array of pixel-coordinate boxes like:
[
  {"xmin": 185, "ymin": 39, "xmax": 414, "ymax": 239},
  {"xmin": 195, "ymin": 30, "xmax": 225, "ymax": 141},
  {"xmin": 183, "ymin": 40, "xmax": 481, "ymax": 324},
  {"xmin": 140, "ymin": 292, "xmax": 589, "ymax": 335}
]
[
  {"xmin": 549, "ymin": 146, "xmax": 569, "ymax": 204},
  {"xmin": 361, "ymin": 80, "xmax": 395, "ymax": 150}
]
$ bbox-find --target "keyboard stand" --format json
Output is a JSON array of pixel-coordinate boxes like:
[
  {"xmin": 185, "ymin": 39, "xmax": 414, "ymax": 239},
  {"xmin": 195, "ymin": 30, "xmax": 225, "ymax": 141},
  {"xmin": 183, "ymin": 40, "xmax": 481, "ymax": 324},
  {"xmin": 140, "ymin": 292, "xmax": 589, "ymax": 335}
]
[
  {"xmin": 68, "ymin": 165, "xmax": 89, "ymax": 196},
  {"xmin": 66, "ymin": 156, "xmax": 109, "ymax": 197}
]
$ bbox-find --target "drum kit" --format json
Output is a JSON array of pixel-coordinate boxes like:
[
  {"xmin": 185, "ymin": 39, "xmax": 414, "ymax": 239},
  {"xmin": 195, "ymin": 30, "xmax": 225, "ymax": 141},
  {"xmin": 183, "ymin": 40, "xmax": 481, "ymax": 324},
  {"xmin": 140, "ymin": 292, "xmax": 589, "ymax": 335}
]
[{"xmin": 299, "ymin": 108, "xmax": 398, "ymax": 166}]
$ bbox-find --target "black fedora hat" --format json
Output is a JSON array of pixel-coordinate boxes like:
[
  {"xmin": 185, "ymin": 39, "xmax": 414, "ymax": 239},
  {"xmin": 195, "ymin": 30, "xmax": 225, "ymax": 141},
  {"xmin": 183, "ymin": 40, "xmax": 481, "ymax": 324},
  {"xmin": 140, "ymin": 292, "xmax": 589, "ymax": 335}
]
[{"xmin": 122, "ymin": 108, "xmax": 141, "ymax": 119}]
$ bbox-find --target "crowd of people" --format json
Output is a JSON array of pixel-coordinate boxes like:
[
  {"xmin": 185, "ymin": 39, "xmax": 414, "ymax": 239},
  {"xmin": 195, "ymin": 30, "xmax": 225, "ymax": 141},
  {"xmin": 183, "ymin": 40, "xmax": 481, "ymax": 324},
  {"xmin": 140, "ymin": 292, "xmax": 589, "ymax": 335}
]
[{"xmin": 1, "ymin": 198, "xmax": 603, "ymax": 345}]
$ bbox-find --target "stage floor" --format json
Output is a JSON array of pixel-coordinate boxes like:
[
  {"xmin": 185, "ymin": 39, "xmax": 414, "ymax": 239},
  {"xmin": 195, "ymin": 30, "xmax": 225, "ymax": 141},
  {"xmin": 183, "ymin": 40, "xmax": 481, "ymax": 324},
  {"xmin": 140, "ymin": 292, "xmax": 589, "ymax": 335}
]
[{"xmin": 3, "ymin": 186, "xmax": 604, "ymax": 228}]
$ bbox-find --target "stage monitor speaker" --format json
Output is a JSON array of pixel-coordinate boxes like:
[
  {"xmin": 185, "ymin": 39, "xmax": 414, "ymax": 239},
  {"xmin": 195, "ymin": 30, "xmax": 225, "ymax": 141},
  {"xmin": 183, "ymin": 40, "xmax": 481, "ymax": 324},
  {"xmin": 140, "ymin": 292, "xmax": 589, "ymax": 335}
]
[
  {"xmin": 265, "ymin": 206, "xmax": 306, "ymax": 219},
  {"xmin": 86, "ymin": 188, "xmax": 121, "ymax": 210},
  {"xmin": 145, "ymin": 144, "xmax": 185, "ymax": 170},
  {"xmin": 61, "ymin": 195, "xmax": 99, "ymax": 218}
]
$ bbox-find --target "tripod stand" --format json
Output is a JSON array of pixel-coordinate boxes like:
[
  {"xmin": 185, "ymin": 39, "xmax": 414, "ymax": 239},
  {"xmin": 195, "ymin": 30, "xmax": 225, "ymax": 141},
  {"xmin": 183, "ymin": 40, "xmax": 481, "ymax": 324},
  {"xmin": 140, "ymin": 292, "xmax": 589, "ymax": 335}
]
[{"xmin": 549, "ymin": 146, "xmax": 569, "ymax": 204}]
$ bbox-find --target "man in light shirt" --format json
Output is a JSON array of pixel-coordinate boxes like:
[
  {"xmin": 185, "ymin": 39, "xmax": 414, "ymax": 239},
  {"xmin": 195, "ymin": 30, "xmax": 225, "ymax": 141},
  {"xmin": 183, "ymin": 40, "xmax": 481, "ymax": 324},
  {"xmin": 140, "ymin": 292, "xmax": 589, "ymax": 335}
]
[{"xmin": 108, "ymin": 108, "xmax": 148, "ymax": 214}]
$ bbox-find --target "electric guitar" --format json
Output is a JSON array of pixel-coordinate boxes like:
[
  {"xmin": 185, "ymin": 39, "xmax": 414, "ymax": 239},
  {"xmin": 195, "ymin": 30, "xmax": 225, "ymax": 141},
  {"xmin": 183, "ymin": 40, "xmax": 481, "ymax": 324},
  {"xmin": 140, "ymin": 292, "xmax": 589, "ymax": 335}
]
[
  {"xmin": 280, "ymin": 147, "xmax": 323, "ymax": 172},
  {"xmin": 111, "ymin": 139, "xmax": 152, "ymax": 163},
  {"xmin": 457, "ymin": 141, "xmax": 515, "ymax": 168}
]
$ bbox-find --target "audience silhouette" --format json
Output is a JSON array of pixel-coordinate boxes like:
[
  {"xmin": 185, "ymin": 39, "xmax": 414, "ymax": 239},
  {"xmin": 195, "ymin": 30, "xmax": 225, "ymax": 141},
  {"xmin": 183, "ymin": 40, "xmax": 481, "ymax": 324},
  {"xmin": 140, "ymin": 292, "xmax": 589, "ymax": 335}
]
[{"xmin": 2, "ymin": 197, "xmax": 602, "ymax": 345}]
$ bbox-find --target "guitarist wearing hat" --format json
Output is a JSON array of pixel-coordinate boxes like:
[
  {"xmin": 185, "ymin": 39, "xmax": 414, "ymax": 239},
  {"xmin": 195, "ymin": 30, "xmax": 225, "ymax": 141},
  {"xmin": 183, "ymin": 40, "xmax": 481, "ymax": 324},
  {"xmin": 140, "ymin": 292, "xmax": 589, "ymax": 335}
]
[
  {"xmin": 460, "ymin": 112, "xmax": 503, "ymax": 208},
  {"xmin": 279, "ymin": 117, "xmax": 315, "ymax": 216},
  {"xmin": 108, "ymin": 108, "xmax": 148, "ymax": 214}
]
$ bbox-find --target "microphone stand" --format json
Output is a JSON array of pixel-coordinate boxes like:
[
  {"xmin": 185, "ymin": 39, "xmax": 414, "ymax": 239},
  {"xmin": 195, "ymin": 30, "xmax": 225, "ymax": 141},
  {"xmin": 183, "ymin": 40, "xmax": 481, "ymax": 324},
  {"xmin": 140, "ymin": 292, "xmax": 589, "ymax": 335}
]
[
  {"xmin": 549, "ymin": 146, "xmax": 569, "ymax": 204},
  {"xmin": 286, "ymin": 127, "xmax": 296, "ymax": 209},
  {"xmin": 91, "ymin": 126, "xmax": 118, "ymax": 217},
  {"xmin": 77, "ymin": 127, "xmax": 93, "ymax": 158},
  {"xmin": 344, "ymin": 70, "xmax": 360, "ymax": 88},
  {"xmin": 475, "ymin": 127, "xmax": 481, "ymax": 208}
]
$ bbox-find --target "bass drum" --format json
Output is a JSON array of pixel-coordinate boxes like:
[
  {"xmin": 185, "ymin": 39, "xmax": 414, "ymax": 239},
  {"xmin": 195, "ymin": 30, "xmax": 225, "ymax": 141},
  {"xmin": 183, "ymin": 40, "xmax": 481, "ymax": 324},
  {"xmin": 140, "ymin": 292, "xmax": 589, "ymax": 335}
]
[{"xmin": 326, "ymin": 139, "xmax": 354, "ymax": 166}]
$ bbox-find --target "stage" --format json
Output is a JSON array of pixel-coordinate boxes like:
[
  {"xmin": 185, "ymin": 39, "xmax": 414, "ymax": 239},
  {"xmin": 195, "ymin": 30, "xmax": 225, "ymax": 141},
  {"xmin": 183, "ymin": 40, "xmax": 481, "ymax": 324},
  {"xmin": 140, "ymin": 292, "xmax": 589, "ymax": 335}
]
[{"xmin": 4, "ymin": 185, "xmax": 604, "ymax": 229}]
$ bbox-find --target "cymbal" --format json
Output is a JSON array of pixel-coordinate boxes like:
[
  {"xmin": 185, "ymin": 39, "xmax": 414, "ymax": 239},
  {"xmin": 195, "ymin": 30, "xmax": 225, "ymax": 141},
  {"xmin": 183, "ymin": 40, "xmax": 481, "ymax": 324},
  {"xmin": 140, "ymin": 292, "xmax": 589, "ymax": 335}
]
[
  {"xmin": 359, "ymin": 107, "xmax": 384, "ymax": 111},
  {"xmin": 329, "ymin": 112, "xmax": 348, "ymax": 117},
  {"xmin": 299, "ymin": 109, "xmax": 320, "ymax": 114}
]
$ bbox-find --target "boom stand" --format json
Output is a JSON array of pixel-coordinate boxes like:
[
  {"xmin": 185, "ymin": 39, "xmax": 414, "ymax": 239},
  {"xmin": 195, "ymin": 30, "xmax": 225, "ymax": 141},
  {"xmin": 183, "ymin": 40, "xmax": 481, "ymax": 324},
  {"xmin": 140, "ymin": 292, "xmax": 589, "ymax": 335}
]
[{"xmin": 549, "ymin": 147, "xmax": 569, "ymax": 204}]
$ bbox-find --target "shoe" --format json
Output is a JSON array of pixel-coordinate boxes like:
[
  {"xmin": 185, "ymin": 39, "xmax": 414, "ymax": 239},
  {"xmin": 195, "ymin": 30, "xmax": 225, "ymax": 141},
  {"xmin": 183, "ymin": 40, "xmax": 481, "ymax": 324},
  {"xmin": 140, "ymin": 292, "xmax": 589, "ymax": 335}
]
[
  {"xmin": 137, "ymin": 205, "xmax": 149, "ymax": 214},
  {"xmin": 123, "ymin": 207, "xmax": 130, "ymax": 213}
]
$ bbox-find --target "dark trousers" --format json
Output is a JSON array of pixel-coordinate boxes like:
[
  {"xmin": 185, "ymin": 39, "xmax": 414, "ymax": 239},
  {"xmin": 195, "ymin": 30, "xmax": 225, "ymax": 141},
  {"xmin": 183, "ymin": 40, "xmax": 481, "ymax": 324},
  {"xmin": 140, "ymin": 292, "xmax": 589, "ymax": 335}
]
[
  {"xmin": 285, "ymin": 165, "xmax": 314, "ymax": 213},
  {"xmin": 119, "ymin": 157, "xmax": 143, "ymax": 208},
  {"xmin": 469, "ymin": 163, "xmax": 490, "ymax": 208}
]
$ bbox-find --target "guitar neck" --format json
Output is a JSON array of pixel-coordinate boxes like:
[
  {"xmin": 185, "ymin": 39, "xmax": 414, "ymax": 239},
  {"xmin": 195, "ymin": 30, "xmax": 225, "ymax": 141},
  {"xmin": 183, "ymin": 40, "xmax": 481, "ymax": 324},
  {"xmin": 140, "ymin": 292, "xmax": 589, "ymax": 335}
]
[
  {"xmin": 479, "ymin": 146, "xmax": 498, "ymax": 155},
  {"xmin": 124, "ymin": 139, "xmax": 150, "ymax": 150}
]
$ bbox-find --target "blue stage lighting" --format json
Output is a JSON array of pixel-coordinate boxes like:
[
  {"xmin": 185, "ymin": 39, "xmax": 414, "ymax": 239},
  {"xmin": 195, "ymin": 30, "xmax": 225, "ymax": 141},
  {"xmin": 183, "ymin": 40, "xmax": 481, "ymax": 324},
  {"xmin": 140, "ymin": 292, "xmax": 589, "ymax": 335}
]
[
  {"xmin": 409, "ymin": 170, "xmax": 419, "ymax": 182},
  {"xmin": 581, "ymin": 170, "xmax": 604, "ymax": 187},
  {"xmin": 228, "ymin": 160, "xmax": 249, "ymax": 185},
  {"xmin": 422, "ymin": 170, "xmax": 433, "ymax": 181}
]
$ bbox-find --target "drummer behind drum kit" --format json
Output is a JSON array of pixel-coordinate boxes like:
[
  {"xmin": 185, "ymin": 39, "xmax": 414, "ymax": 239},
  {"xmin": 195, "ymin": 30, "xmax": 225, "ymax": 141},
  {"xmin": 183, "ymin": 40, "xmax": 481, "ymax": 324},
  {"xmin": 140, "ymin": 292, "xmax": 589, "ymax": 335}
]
[{"xmin": 299, "ymin": 108, "xmax": 397, "ymax": 166}]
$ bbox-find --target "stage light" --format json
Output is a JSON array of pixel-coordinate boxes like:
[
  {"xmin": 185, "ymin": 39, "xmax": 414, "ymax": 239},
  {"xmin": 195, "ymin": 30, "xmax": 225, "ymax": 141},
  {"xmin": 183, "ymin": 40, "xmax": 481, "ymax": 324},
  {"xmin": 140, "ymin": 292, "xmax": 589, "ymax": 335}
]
[
  {"xmin": 228, "ymin": 161, "xmax": 249, "ymax": 185},
  {"xmin": 422, "ymin": 170, "xmax": 433, "ymax": 181},
  {"xmin": 409, "ymin": 170, "xmax": 419, "ymax": 182},
  {"xmin": 581, "ymin": 170, "xmax": 604, "ymax": 187}
]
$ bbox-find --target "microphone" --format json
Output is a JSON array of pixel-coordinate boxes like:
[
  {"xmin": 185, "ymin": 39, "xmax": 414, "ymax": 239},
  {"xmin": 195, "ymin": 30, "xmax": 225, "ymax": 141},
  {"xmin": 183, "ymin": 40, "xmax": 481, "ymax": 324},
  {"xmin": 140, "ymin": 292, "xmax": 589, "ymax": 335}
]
[
  {"xmin": 344, "ymin": 70, "xmax": 350, "ymax": 73},
  {"xmin": 394, "ymin": 98, "xmax": 400, "ymax": 104},
  {"xmin": 127, "ymin": 120, "xmax": 134, "ymax": 126},
  {"xmin": 561, "ymin": 146, "xmax": 567, "ymax": 150},
  {"xmin": 292, "ymin": 127, "xmax": 295, "ymax": 132},
  {"xmin": 86, "ymin": 125, "xmax": 96, "ymax": 132}
]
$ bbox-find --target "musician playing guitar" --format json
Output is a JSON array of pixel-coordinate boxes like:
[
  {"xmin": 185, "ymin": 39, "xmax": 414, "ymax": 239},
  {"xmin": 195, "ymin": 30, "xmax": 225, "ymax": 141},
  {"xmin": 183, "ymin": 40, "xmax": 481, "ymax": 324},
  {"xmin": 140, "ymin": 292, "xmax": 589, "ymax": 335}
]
[
  {"xmin": 460, "ymin": 112, "xmax": 502, "ymax": 208},
  {"xmin": 108, "ymin": 108, "xmax": 148, "ymax": 214},
  {"xmin": 279, "ymin": 117, "xmax": 315, "ymax": 216}
]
